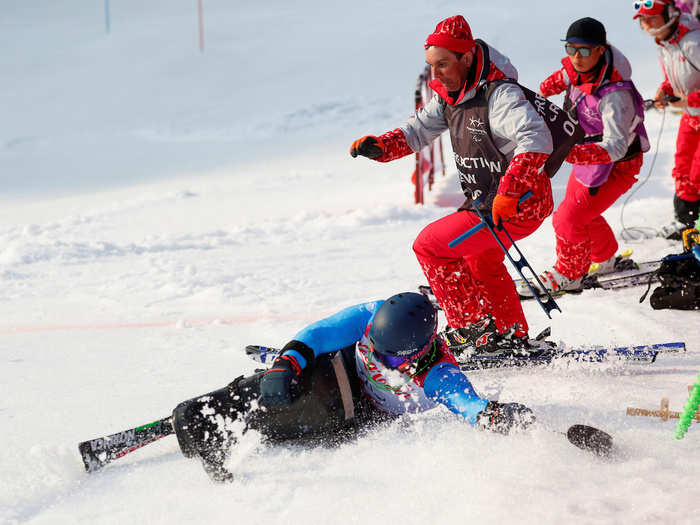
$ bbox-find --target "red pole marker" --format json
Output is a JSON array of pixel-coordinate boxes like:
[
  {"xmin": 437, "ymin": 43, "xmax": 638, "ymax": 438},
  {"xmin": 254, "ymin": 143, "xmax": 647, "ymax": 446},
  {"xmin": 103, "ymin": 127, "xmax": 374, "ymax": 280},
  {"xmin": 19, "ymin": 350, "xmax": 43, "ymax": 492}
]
[{"xmin": 198, "ymin": 0, "xmax": 205, "ymax": 52}]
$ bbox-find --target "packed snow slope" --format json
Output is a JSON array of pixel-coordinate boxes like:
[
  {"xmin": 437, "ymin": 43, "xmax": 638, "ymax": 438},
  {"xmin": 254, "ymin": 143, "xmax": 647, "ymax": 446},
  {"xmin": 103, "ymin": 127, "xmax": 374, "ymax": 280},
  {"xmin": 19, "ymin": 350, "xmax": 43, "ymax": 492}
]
[{"xmin": 1, "ymin": 1, "xmax": 699, "ymax": 524}]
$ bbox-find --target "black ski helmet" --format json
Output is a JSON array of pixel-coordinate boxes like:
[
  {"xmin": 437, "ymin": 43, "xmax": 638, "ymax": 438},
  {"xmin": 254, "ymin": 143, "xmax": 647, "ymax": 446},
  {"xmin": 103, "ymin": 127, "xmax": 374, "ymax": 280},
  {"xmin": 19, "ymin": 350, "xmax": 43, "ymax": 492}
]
[{"xmin": 368, "ymin": 292, "xmax": 438, "ymax": 358}]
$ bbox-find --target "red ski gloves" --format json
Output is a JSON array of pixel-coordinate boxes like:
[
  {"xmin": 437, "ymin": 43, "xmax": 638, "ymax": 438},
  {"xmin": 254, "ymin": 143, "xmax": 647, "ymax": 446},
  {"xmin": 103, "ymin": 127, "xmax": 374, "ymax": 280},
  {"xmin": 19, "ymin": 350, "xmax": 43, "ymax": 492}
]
[
  {"xmin": 498, "ymin": 152, "xmax": 549, "ymax": 197},
  {"xmin": 688, "ymin": 91, "xmax": 700, "ymax": 108},
  {"xmin": 492, "ymin": 195, "xmax": 520, "ymax": 227},
  {"xmin": 350, "ymin": 135, "xmax": 384, "ymax": 159},
  {"xmin": 539, "ymin": 69, "xmax": 568, "ymax": 98},
  {"xmin": 350, "ymin": 129, "xmax": 413, "ymax": 162},
  {"xmin": 566, "ymin": 144, "xmax": 612, "ymax": 165},
  {"xmin": 659, "ymin": 80, "xmax": 675, "ymax": 97},
  {"xmin": 493, "ymin": 152, "xmax": 550, "ymax": 225}
]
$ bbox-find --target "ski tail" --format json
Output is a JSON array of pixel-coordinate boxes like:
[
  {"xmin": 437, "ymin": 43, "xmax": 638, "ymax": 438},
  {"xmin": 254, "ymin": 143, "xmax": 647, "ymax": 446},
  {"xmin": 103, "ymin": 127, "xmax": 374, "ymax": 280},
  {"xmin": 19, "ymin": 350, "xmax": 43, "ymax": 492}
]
[
  {"xmin": 566, "ymin": 424, "xmax": 613, "ymax": 457},
  {"xmin": 418, "ymin": 285, "xmax": 442, "ymax": 310},
  {"xmin": 245, "ymin": 344, "xmax": 281, "ymax": 364},
  {"xmin": 78, "ymin": 416, "xmax": 174, "ymax": 473}
]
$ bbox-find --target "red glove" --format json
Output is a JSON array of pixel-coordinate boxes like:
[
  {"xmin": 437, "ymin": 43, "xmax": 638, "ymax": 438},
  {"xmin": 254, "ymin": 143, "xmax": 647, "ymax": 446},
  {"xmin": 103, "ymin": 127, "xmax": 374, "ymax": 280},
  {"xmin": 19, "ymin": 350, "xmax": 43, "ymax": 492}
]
[
  {"xmin": 492, "ymin": 194, "xmax": 520, "ymax": 227},
  {"xmin": 688, "ymin": 91, "xmax": 700, "ymax": 108},
  {"xmin": 349, "ymin": 135, "xmax": 385, "ymax": 159},
  {"xmin": 539, "ymin": 69, "xmax": 568, "ymax": 98}
]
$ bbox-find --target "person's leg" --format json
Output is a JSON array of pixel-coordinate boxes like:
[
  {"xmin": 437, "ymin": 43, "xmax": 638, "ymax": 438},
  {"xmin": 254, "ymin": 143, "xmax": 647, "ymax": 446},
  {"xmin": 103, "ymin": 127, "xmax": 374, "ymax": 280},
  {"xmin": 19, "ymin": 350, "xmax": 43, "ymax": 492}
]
[
  {"xmin": 413, "ymin": 210, "xmax": 541, "ymax": 336},
  {"xmin": 466, "ymin": 247, "xmax": 528, "ymax": 336},
  {"xmin": 672, "ymin": 114, "xmax": 700, "ymax": 230},
  {"xmin": 414, "ymin": 211, "xmax": 493, "ymax": 330},
  {"xmin": 172, "ymin": 355, "xmax": 359, "ymax": 481},
  {"xmin": 172, "ymin": 374, "xmax": 260, "ymax": 481},
  {"xmin": 553, "ymin": 157, "xmax": 641, "ymax": 279},
  {"xmin": 587, "ymin": 155, "xmax": 642, "ymax": 263}
]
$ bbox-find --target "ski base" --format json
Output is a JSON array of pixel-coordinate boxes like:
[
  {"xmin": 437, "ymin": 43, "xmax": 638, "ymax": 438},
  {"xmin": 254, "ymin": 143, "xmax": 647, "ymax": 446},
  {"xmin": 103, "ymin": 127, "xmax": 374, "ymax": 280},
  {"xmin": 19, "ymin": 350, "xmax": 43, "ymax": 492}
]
[
  {"xmin": 518, "ymin": 260, "xmax": 661, "ymax": 299},
  {"xmin": 78, "ymin": 416, "xmax": 174, "ymax": 473},
  {"xmin": 418, "ymin": 258, "xmax": 662, "ymax": 305}
]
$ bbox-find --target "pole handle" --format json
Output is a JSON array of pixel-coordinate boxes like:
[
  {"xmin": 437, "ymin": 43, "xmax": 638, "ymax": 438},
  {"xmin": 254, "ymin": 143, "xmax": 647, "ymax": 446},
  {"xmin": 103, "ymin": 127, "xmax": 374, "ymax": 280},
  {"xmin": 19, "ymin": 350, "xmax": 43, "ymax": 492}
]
[{"xmin": 448, "ymin": 191, "xmax": 533, "ymax": 249}]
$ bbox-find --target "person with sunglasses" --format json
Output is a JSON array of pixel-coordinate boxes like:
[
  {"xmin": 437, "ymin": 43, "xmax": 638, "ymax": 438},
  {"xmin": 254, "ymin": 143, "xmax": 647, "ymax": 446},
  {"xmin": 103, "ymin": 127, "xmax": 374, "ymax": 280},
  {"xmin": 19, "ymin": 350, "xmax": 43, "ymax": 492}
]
[
  {"xmin": 349, "ymin": 15, "xmax": 580, "ymax": 358},
  {"xmin": 635, "ymin": 0, "xmax": 700, "ymax": 240},
  {"xmin": 171, "ymin": 292, "xmax": 535, "ymax": 481},
  {"xmin": 518, "ymin": 18, "xmax": 650, "ymax": 297}
]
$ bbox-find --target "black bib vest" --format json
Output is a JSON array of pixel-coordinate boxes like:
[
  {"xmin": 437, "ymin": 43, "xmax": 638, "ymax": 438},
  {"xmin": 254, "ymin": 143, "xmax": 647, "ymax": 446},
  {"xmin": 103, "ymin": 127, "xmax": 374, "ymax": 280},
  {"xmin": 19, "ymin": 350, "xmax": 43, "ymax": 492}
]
[{"xmin": 443, "ymin": 42, "xmax": 584, "ymax": 212}]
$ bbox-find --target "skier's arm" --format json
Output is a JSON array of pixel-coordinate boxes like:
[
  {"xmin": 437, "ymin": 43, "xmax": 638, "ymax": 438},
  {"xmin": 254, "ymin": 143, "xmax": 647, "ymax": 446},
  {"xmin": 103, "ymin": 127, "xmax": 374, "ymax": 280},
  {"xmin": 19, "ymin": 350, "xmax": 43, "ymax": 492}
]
[
  {"xmin": 398, "ymin": 95, "xmax": 449, "ymax": 153},
  {"xmin": 566, "ymin": 90, "xmax": 636, "ymax": 167},
  {"xmin": 539, "ymin": 69, "xmax": 569, "ymax": 97},
  {"xmin": 421, "ymin": 362, "xmax": 489, "ymax": 425},
  {"xmin": 488, "ymin": 83, "xmax": 552, "ymax": 222},
  {"xmin": 280, "ymin": 301, "xmax": 382, "ymax": 370},
  {"xmin": 350, "ymin": 95, "xmax": 448, "ymax": 163},
  {"xmin": 260, "ymin": 301, "xmax": 381, "ymax": 405},
  {"xmin": 681, "ymin": 36, "xmax": 700, "ymax": 107}
]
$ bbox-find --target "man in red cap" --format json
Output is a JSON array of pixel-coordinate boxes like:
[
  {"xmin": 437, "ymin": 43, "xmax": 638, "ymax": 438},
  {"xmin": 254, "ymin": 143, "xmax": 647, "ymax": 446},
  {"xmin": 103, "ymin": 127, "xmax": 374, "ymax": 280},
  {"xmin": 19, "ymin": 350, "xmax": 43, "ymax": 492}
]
[
  {"xmin": 634, "ymin": 0, "xmax": 700, "ymax": 239},
  {"xmin": 350, "ymin": 15, "xmax": 581, "ymax": 358}
]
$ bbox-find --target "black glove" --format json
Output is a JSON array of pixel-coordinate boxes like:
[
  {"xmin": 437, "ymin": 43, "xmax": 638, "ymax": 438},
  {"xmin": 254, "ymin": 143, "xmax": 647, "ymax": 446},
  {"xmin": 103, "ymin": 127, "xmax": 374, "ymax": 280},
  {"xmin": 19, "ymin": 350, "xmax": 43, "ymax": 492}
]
[
  {"xmin": 476, "ymin": 401, "xmax": 536, "ymax": 435},
  {"xmin": 588, "ymin": 186, "xmax": 600, "ymax": 196},
  {"xmin": 349, "ymin": 135, "xmax": 384, "ymax": 159},
  {"xmin": 259, "ymin": 355, "xmax": 301, "ymax": 406}
]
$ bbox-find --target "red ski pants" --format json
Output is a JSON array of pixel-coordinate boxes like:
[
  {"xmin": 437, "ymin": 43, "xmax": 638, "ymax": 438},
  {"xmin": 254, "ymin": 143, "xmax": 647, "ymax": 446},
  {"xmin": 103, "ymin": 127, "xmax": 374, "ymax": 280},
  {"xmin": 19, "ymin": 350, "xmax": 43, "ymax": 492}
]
[
  {"xmin": 413, "ymin": 210, "xmax": 544, "ymax": 337},
  {"xmin": 672, "ymin": 113, "xmax": 700, "ymax": 202},
  {"xmin": 552, "ymin": 154, "xmax": 643, "ymax": 280}
]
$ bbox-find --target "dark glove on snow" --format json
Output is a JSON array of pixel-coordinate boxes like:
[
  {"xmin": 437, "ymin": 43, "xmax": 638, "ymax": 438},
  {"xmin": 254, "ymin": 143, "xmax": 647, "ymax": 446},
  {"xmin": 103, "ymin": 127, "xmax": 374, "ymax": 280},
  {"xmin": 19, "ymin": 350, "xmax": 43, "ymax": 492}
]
[
  {"xmin": 476, "ymin": 401, "xmax": 536, "ymax": 435},
  {"xmin": 260, "ymin": 354, "xmax": 302, "ymax": 406},
  {"xmin": 349, "ymin": 135, "xmax": 384, "ymax": 159}
]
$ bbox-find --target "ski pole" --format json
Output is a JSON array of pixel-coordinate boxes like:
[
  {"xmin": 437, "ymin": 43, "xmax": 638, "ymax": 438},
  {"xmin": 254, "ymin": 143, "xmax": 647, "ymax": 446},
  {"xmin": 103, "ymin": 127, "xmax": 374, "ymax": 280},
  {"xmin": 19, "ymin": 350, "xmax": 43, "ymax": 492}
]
[{"xmin": 448, "ymin": 191, "xmax": 562, "ymax": 318}]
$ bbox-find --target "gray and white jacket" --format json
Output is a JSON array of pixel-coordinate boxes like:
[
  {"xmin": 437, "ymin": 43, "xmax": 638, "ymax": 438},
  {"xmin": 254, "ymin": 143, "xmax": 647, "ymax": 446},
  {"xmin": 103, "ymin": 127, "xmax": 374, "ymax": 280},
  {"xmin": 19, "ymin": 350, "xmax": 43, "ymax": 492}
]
[
  {"xmin": 658, "ymin": 13, "xmax": 700, "ymax": 116},
  {"xmin": 399, "ymin": 43, "xmax": 554, "ymax": 166}
]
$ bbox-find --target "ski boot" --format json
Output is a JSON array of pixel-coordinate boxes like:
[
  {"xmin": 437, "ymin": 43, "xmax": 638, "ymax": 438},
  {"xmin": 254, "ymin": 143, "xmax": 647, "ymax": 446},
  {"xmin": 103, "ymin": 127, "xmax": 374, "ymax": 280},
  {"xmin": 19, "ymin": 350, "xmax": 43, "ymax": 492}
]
[
  {"xmin": 442, "ymin": 317, "xmax": 532, "ymax": 362},
  {"xmin": 476, "ymin": 401, "xmax": 536, "ymax": 434},
  {"xmin": 587, "ymin": 250, "xmax": 638, "ymax": 276},
  {"xmin": 658, "ymin": 219, "xmax": 688, "ymax": 241},
  {"xmin": 516, "ymin": 267, "xmax": 583, "ymax": 298},
  {"xmin": 660, "ymin": 196, "xmax": 700, "ymax": 240}
]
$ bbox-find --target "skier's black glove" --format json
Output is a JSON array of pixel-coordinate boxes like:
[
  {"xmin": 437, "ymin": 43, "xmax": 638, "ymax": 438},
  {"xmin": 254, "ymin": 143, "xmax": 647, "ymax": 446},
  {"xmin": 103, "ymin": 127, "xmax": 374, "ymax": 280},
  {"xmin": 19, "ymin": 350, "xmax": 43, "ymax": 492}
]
[
  {"xmin": 349, "ymin": 135, "xmax": 384, "ymax": 159},
  {"xmin": 588, "ymin": 186, "xmax": 600, "ymax": 196},
  {"xmin": 476, "ymin": 401, "xmax": 536, "ymax": 435},
  {"xmin": 260, "ymin": 354, "xmax": 302, "ymax": 406}
]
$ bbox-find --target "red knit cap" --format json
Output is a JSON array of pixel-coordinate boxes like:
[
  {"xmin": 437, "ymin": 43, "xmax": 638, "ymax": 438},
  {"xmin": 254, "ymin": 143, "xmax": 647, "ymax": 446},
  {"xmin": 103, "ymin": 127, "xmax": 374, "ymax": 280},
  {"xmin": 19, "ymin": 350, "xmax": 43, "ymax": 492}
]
[{"xmin": 425, "ymin": 15, "xmax": 475, "ymax": 53}]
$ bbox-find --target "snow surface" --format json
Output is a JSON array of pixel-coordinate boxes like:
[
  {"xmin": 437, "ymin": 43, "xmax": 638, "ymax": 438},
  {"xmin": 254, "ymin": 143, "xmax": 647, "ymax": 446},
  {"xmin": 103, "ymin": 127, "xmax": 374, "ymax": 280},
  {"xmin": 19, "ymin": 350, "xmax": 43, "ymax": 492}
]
[{"xmin": 1, "ymin": 1, "xmax": 699, "ymax": 524}]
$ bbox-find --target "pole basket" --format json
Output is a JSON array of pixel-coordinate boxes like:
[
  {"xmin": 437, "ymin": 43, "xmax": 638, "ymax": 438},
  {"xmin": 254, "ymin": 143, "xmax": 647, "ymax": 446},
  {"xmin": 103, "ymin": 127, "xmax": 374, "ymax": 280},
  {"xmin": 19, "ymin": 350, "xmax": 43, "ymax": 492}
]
[{"xmin": 413, "ymin": 65, "xmax": 445, "ymax": 204}]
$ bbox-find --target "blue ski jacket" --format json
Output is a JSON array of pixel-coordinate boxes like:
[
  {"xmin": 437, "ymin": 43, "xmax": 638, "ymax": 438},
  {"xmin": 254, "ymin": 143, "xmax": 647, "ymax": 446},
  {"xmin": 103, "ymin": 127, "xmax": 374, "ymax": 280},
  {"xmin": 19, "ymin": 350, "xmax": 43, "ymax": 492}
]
[{"xmin": 281, "ymin": 301, "xmax": 489, "ymax": 425}]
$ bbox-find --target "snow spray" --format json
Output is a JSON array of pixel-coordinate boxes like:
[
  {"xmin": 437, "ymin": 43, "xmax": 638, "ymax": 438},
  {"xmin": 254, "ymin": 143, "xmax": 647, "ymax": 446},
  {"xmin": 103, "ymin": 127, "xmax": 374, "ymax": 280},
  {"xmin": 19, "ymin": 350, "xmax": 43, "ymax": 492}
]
[{"xmin": 674, "ymin": 372, "xmax": 700, "ymax": 440}]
